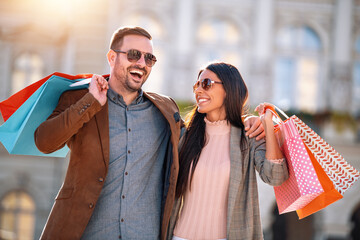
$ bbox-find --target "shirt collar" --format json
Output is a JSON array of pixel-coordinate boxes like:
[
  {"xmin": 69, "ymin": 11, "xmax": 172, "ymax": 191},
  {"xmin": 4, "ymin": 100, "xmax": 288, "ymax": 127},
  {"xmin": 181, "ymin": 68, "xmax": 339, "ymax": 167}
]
[{"xmin": 107, "ymin": 87, "xmax": 144, "ymax": 106}]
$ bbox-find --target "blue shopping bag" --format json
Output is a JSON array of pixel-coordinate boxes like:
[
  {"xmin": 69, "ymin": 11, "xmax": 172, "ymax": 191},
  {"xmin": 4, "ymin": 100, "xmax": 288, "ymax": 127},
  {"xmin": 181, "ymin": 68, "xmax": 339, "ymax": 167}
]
[{"xmin": 0, "ymin": 75, "xmax": 89, "ymax": 157}]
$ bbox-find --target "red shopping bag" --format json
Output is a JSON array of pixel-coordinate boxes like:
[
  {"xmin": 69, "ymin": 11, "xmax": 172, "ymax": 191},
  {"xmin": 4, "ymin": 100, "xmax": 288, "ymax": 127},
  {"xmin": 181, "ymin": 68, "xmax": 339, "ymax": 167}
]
[
  {"xmin": 0, "ymin": 72, "xmax": 102, "ymax": 122},
  {"xmin": 0, "ymin": 72, "xmax": 109, "ymax": 157}
]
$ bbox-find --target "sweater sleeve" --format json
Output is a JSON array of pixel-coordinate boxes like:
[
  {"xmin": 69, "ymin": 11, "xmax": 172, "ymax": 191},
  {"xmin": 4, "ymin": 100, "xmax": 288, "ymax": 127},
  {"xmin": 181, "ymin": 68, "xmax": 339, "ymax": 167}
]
[{"xmin": 251, "ymin": 137, "xmax": 289, "ymax": 186}]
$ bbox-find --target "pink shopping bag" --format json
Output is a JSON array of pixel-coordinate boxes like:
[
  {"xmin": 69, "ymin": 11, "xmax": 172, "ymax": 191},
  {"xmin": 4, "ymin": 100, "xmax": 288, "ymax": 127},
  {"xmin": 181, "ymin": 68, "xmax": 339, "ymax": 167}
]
[
  {"xmin": 265, "ymin": 105, "xmax": 359, "ymax": 217},
  {"xmin": 271, "ymin": 111, "xmax": 324, "ymax": 214}
]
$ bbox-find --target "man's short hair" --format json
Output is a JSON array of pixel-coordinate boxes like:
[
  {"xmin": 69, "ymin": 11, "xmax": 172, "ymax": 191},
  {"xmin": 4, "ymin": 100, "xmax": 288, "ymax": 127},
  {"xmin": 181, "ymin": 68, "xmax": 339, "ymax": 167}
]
[{"xmin": 110, "ymin": 26, "xmax": 152, "ymax": 50}]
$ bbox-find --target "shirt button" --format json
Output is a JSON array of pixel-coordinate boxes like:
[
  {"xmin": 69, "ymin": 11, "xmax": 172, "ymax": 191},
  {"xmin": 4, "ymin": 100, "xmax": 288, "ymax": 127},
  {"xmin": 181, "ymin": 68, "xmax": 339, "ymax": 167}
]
[
  {"xmin": 89, "ymin": 203, "xmax": 94, "ymax": 209},
  {"xmin": 98, "ymin": 177, "xmax": 104, "ymax": 182},
  {"xmin": 128, "ymin": 128, "xmax": 131, "ymax": 132},
  {"xmin": 122, "ymin": 195, "xmax": 125, "ymax": 199},
  {"xmin": 119, "ymin": 236, "xmax": 121, "ymax": 239},
  {"xmin": 125, "ymin": 172, "xmax": 128, "ymax": 176},
  {"xmin": 121, "ymin": 218, "xmax": 124, "ymax": 222},
  {"xmin": 128, "ymin": 150, "xmax": 131, "ymax": 154},
  {"xmin": 126, "ymin": 107, "xmax": 129, "ymax": 111}
]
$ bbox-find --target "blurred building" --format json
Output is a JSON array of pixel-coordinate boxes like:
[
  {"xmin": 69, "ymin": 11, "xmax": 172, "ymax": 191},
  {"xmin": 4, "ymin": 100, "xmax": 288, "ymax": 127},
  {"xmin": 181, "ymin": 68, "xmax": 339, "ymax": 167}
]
[{"xmin": 0, "ymin": 0, "xmax": 359, "ymax": 239}]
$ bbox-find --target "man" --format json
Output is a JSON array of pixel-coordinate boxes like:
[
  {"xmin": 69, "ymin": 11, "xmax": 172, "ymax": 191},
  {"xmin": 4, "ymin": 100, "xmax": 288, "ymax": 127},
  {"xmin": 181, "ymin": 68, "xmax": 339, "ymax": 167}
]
[{"xmin": 35, "ymin": 26, "xmax": 264, "ymax": 240}]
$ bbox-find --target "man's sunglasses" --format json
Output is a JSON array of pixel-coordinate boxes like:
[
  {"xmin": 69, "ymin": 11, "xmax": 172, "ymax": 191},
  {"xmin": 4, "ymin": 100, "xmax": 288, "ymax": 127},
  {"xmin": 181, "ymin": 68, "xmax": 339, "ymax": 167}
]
[
  {"xmin": 112, "ymin": 49, "xmax": 157, "ymax": 67},
  {"xmin": 193, "ymin": 78, "xmax": 223, "ymax": 92}
]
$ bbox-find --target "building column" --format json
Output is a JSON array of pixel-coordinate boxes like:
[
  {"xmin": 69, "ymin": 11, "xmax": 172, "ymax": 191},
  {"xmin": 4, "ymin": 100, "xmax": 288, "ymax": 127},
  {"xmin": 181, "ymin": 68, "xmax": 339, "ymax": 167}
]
[
  {"xmin": 248, "ymin": 0, "xmax": 274, "ymax": 105},
  {"xmin": 170, "ymin": 0, "xmax": 195, "ymax": 100},
  {"xmin": 61, "ymin": 32, "xmax": 75, "ymax": 74},
  {"xmin": 0, "ymin": 41, "xmax": 12, "ymax": 100},
  {"xmin": 329, "ymin": 0, "xmax": 354, "ymax": 112}
]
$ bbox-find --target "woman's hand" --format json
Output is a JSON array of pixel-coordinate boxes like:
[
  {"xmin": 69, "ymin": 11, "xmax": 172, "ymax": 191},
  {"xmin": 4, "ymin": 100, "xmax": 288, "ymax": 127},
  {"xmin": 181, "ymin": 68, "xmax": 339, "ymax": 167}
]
[
  {"xmin": 255, "ymin": 102, "xmax": 284, "ymax": 161},
  {"xmin": 255, "ymin": 102, "xmax": 276, "ymax": 129}
]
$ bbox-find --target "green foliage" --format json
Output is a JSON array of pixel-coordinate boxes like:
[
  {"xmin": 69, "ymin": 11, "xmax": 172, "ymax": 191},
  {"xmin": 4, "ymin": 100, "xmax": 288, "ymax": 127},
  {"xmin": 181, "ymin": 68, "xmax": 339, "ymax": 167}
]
[
  {"xmin": 330, "ymin": 112, "xmax": 357, "ymax": 133},
  {"xmin": 176, "ymin": 100, "xmax": 195, "ymax": 118},
  {"xmin": 180, "ymin": 103, "xmax": 358, "ymax": 134}
]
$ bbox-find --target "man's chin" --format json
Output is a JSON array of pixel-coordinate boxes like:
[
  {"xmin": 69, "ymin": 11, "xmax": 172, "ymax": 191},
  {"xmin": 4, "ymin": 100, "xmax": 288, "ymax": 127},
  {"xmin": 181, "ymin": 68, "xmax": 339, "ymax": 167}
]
[
  {"xmin": 126, "ymin": 76, "xmax": 147, "ymax": 91},
  {"xmin": 127, "ymin": 82, "xmax": 143, "ymax": 92}
]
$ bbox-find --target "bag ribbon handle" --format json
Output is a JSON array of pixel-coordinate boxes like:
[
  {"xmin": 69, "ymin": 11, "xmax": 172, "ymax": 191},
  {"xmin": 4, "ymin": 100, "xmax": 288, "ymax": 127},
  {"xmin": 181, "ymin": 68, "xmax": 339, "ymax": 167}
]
[{"xmin": 263, "ymin": 105, "xmax": 290, "ymax": 125}]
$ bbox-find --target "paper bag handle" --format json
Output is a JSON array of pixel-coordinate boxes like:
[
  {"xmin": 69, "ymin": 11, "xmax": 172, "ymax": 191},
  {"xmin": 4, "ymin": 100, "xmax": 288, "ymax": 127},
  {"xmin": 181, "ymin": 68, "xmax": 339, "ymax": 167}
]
[{"xmin": 263, "ymin": 105, "xmax": 290, "ymax": 125}]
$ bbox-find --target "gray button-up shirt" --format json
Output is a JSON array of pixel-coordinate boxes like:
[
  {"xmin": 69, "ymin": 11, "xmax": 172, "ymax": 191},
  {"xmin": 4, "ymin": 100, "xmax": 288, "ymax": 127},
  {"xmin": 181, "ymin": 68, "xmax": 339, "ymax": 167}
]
[{"xmin": 81, "ymin": 87, "xmax": 170, "ymax": 239}]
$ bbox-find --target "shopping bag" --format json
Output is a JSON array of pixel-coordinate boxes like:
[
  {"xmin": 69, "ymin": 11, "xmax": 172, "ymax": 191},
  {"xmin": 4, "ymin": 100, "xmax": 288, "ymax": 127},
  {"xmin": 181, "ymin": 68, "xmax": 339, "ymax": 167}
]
[
  {"xmin": 0, "ymin": 73, "xmax": 106, "ymax": 157},
  {"xmin": 292, "ymin": 115, "xmax": 360, "ymax": 218},
  {"xmin": 296, "ymin": 144, "xmax": 343, "ymax": 219},
  {"xmin": 267, "ymin": 106, "xmax": 360, "ymax": 218},
  {"xmin": 0, "ymin": 77, "xmax": 48, "ymax": 122},
  {"xmin": 271, "ymin": 112, "xmax": 324, "ymax": 214},
  {"xmin": 0, "ymin": 72, "xmax": 96, "ymax": 122}
]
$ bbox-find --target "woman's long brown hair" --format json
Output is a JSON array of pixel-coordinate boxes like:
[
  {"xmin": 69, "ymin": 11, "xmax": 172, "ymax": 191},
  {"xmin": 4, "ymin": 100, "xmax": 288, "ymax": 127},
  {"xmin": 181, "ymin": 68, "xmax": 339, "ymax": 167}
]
[{"xmin": 176, "ymin": 62, "xmax": 249, "ymax": 198}]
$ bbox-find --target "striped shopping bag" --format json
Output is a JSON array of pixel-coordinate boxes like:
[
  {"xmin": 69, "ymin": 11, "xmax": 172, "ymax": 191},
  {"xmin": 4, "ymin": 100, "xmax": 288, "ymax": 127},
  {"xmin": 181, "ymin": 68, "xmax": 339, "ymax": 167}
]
[
  {"xmin": 292, "ymin": 116, "xmax": 360, "ymax": 218},
  {"xmin": 267, "ymin": 106, "xmax": 360, "ymax": 218}
]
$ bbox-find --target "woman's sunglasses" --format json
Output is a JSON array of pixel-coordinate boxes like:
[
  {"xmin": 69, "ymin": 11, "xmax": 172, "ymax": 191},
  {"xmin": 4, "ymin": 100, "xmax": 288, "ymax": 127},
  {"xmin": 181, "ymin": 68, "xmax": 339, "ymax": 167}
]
[
  {"xmin": 193, "ymin": 78, "xmax": 223, "ymax": 92},
  {"xmin": 112, "ymin": 49, "xmax": 157, "ymax": 67}
]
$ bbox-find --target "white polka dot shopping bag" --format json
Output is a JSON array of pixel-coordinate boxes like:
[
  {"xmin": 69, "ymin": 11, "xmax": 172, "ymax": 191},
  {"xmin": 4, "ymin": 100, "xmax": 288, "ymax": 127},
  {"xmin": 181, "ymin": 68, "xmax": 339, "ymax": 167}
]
[{"xmin": 266, "ymin": 106, "xmax": 360, "ymax": 218}]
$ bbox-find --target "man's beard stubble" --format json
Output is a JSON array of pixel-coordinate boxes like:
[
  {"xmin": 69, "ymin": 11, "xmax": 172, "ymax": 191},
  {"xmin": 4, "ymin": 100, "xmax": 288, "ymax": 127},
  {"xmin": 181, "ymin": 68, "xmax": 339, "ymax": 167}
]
[{"xmin": 114, "ymin": 66, "xmax": 149, "ymax": 93}]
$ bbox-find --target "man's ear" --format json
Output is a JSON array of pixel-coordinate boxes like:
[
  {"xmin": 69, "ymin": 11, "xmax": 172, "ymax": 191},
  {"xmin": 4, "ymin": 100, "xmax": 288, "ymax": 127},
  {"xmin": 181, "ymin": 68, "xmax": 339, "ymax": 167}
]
[{"xmin": 107, "ymin": 50, "xmax": 116, "ymax": 67}]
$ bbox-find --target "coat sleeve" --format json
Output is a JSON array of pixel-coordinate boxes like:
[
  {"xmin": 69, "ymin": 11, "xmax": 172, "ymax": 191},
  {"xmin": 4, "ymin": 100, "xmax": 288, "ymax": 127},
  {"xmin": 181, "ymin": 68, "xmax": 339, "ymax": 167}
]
[
  {"xmin": 251, "ymin": 138, "xmax": 289, "ymax": 186},
  {"xmin": 34, "ymin": 90, "xmax": 102, "ymax": 154}
]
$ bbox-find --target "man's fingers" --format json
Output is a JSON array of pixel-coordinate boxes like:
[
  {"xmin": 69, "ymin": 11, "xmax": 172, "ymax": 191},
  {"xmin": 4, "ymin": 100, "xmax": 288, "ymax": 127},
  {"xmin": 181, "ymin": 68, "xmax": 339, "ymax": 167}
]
[
  {"xmin": 247, "ymin": 118, "xmax": 261, "ymax": 136},
  {"xmin": 255, "ymin": 132, "xmax": 266, "ymax": 141},
  {"xmin": 101, "ymin": 80, "xmax": 109, "ymax": 90},
  {"xmin": 244, "ymin": 118, "xmax": 251, "ymax": 131},
  {"xmin": 98, "ymin": 77, "xmax": 108, "ymax": 90},
  {"xmin": 248, "ymin": 123, "xmax": 263, "ymax": 138},
  {"xmin": 91, "ymin": 75, "xmax": 108, "ymax": 91}
]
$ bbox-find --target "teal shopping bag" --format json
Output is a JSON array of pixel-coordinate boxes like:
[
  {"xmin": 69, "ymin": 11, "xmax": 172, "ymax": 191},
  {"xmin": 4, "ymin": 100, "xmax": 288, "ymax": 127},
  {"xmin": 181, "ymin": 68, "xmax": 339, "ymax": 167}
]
[{"xmin": 0, "ymin": 75, "xmax": 89, "ymax": 157}]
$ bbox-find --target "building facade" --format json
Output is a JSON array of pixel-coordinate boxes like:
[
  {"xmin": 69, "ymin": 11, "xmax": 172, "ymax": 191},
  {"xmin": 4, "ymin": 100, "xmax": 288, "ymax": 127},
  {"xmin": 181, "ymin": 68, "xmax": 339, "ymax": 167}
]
[{"xmin": 0, "ymin": 0, "xmax": 359, "ymax": 239}]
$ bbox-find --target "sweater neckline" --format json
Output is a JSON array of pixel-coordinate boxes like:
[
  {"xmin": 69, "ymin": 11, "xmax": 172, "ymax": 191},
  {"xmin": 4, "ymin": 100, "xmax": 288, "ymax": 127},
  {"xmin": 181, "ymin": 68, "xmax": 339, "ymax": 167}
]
[{"xmin": 204, "ymin": 117, "xmax": 231, "ymax": 135}]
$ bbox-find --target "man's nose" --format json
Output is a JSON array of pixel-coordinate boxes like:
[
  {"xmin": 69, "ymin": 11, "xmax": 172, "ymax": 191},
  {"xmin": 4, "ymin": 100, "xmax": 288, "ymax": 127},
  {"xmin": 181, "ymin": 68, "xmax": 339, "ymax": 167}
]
[{"xmin": 136, "ymin": 54, "xmax": 147, "ymax": 67}]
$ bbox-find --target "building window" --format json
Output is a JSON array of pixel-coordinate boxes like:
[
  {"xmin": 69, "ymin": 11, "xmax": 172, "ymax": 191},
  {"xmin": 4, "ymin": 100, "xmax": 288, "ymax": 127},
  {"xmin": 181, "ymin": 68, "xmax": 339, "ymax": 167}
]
[
  {"xmin": 0, "ymin": 190, "xmax": 36, "ymax": 240},
  {"xmin": 196, "ymin": 18, "xmax": 242, "ymax": 69},
  {"xmin": 274, "ymin": 26, "xmax": 321, "ymax": 112},
  {"xmin": 12, "ymin": 52, "xmax": 44, "ymax": 95},
  {"xmin": 197, "ymin": 18, "xmax": 239, "ymax": 45},
  {"xmin": 353, "ymin": 36, "xmax": 360, "ymax": 117}
]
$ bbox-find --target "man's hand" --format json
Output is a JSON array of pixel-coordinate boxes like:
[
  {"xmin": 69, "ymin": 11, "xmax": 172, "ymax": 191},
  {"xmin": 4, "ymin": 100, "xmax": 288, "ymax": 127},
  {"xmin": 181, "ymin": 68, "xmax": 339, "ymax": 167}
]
[
  {"xmin": 244, "ymin": 115, "xmax": 265, "ymax": 140},
  {"xmin": 89, "ymin": 74, "xmax": 109, "ymax": 106}
]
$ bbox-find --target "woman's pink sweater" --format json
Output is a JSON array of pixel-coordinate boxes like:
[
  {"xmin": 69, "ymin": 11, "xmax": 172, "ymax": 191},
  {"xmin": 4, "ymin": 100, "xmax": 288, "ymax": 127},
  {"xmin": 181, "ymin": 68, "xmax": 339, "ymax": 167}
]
[{"xmin": 174, "ymin": 118, "xmax": 231, "ymax": 240}]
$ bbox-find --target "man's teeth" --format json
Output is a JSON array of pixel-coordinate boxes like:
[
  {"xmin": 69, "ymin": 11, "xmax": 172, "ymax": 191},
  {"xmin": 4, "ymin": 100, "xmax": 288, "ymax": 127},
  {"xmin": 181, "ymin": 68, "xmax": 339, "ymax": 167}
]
[{"xmin": 130, "ymin": 70, "xmax": 144, "ymax": 76}]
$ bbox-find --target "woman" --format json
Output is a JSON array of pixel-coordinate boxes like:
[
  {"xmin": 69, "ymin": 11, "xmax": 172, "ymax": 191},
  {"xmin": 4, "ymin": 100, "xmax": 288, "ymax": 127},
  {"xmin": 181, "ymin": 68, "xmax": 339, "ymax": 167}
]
[{"xmin": 168, "ymin": 62, "xmax": 289, "ymax": 240}]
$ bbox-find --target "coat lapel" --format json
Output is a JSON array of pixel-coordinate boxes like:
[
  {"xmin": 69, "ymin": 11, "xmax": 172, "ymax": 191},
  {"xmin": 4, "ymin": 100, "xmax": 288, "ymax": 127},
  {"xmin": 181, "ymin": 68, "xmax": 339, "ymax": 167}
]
[
  {"xmin": 94, "ymin": 102, "xmax": 110, "ymax": 170},
  {"xmin": 227, "ymin": 126, "xmax": 244, "ymax": 233},
  {"xmin": 144, "ymin": 92, "xmax": 181, "ymax": 137}
]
